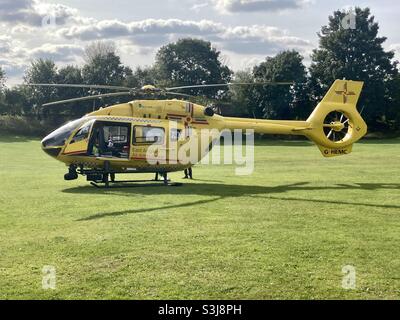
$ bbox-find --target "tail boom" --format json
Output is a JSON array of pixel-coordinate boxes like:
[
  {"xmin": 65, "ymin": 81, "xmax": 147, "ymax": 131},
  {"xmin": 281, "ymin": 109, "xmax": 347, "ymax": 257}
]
[{"xmin": 220, "ymin": 80, "xmax": 367, "ymax": 157}]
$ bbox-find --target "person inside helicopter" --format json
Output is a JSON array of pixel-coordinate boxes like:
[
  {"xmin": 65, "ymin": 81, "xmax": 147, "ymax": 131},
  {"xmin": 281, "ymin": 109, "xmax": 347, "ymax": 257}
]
[
  {"xmin": 92, "ymin": 135, "xmax": 100, "ymax": 157},
  {"xmin": 88, "ymin": 121, "xmax": 130, "ymax": 158}
]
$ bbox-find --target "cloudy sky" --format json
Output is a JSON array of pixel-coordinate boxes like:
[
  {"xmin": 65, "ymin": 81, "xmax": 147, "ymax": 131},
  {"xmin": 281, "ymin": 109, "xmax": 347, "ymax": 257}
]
[{"xmin": 1, "ymin": 0, "xmax": 399, "ymax": 86}]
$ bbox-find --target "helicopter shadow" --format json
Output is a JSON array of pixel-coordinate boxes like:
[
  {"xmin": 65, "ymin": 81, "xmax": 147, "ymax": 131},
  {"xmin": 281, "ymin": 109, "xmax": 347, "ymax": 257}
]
[{"xmin": 63, "ymin": 181, "xmax": 400, "ymax": 221}]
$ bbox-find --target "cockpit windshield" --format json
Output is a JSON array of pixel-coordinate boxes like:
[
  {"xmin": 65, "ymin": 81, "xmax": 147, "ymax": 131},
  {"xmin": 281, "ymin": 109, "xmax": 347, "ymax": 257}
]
[{"xmin": 42, "ymin": 118, "xmax": 85, "ymax": 148}]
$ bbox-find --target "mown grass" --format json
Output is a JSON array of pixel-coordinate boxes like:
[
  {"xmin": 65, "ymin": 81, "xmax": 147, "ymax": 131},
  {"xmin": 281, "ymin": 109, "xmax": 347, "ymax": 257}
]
[{"xmin": 0, "ymin": 135, "xmax": 399, "ymax": 299}]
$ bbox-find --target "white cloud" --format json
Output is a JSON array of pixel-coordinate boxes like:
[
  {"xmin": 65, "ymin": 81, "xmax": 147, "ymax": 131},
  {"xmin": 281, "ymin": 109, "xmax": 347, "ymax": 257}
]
[
  {"xmin": 190, "ymin": 2, "xmax": 210, "ymax": 11},
  {"xmin": 388, "ymin": 43, "xmax": 400, "ymax": 61},
  {"xmin": 55, "ymin": 18, "xmax": 312, "ymax": 56},
  {"xmin": 0, "ymin": 0, "xmax": 77, "ymax": 26},
  {"xmin": 0, "ymin": 0, "xmax": 315, "ymax": 85},
  {"xmin": 0, "ymin": 35, "xmax": 12, "ymax": 54},
  {"xmin": 212, "ymin": 0, "xmax": 309, "ymax": 14},
  {"xmin": 29, "ymin": 44, "xmax": 84, "ymax": 62},
  {"xmin": 0, "ymin": 39, "xmax": 83, "ymax": 85},
  {"xmin": 57, "ymin": 19, "xmax": 225, "ymax": 41}
]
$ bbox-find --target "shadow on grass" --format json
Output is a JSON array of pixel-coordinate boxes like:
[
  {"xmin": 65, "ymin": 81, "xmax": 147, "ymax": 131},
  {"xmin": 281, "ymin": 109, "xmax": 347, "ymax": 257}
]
[
  {"xmin": 64, "ymin": 182, "xmax": 400, "ymax": 221},
  {"xmin": 250, "ymin": 195, "xmax": 400, "ymax": 210},
  {"xmin": 77, "ymin": 196, "xmax": 222, "ymax": 221}
]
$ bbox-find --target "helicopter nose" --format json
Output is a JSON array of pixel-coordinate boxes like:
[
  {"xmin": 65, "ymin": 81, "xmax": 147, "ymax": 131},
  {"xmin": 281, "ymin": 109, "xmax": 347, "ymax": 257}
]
[
  {"xmin": 42, "ymin": 145, "xmax": 62, "ymax": 158},
  {"xmin": 41, "ymin": 137, "xmax": 61, "ymax": 157},
  {"xmin": 41, "ymin": 135, "xmax": 56, "ymax": 148}
]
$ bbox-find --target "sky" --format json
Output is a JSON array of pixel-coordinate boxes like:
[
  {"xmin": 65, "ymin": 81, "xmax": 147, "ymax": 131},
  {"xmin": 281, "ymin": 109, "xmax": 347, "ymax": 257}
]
[{"xmin": 1, "ymin": 0, "xmax": 399, "ymax": 86}]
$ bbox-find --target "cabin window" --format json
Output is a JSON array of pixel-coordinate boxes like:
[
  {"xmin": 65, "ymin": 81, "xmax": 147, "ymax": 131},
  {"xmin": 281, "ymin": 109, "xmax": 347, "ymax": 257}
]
[
  {"xmin": 87, "ymin": 121, "xmax": 131, "ymax": 158},
  {"xmin": 134, "ymin": 126, "xmax": 164, "ymax": 144},
  {"xmin": 103, "ymin": 126, "xmax": 128, "ymax": 144},
  {"xmin": 41, "ymin": 118, "xmax": 84, "ymax": 148}
]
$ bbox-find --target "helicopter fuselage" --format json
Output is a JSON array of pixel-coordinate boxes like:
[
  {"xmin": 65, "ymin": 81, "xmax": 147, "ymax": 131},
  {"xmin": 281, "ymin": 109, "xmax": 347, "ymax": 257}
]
[
  {"xmin": 41, "ymin": 98, "xmax": 310, "ymax": 174},
  {"xmin": 40, "ymin": 80, "xmax": 368, "ymax": 181}
]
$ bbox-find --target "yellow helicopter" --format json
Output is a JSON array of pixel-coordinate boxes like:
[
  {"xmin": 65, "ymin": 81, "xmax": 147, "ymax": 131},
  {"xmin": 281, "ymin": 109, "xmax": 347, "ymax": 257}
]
[{"xmin": 30, "ymin": 79, "xmax": 367, "ymax": 187}]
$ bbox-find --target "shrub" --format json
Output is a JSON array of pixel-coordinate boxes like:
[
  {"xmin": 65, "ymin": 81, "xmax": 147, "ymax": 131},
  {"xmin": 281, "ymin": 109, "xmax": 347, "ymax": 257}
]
[{"xmin": 0, "ymin": 115, "xmax": 55, "ymax": 137}]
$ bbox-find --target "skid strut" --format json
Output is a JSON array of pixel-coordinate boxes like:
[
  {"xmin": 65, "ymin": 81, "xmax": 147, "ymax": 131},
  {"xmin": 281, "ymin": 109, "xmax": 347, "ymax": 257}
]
[{"xmin": 80, "ymin": 162, "xmax": 182, "ymax": 188}]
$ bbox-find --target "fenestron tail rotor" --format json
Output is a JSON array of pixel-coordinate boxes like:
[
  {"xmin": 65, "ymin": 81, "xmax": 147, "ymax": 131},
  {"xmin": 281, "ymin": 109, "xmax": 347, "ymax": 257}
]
[{"xmin": 322, "ymin": 111, "xmax": 351, "ymax": 143}]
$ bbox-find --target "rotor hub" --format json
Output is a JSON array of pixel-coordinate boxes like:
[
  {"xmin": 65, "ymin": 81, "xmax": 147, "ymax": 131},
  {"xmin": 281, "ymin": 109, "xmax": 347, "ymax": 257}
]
[{"xmin": 330, "ymin": 121, "xmax": 345, "ymax": 132}]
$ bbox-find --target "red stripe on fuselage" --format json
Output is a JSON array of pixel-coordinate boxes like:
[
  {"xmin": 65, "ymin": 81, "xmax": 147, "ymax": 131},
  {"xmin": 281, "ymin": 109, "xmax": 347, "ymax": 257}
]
[{"xmin": 63, "ymin": 150, "xmax": 87, "ymax": 155}]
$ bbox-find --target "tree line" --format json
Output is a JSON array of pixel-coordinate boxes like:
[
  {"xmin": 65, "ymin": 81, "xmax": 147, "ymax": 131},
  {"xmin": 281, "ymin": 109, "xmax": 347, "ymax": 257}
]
[{"xmin": 0, "ymin": 7, "xmax": 399, "ymax": 134}]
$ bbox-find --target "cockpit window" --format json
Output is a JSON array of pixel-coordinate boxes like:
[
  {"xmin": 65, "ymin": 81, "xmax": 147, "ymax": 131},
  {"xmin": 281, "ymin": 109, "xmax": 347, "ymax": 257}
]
[
  {"xmin": 42, "ymin": 118, "xmax": 85, "ymax": 148},
  {"xmin": 70, "ymin": 120, "xmax": 95, "ymax": 144}
]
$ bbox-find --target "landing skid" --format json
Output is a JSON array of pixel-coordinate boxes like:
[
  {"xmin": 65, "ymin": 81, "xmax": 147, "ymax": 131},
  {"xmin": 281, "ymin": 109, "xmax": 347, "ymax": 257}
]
[
  {"xmin": 71, "ymin": 161, "xmax": 183, "ymax": 188},
  {"xmin": 90, "ymin": 179, "xmax": 183, "ymax": 188},
  {"xmin": 89, "ymin": 169, "xmax": 182, "ymax": 188}
]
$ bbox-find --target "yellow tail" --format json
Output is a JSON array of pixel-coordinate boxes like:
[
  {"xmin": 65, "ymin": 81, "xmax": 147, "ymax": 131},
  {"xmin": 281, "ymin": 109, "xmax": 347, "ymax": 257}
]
[
  {"xmin": 304, "ymin": 80, "xmax": 367, "ymax": 157},
  {"xmin": 222, "ymin": 79, "xmax": 367, "ymax": 157}
]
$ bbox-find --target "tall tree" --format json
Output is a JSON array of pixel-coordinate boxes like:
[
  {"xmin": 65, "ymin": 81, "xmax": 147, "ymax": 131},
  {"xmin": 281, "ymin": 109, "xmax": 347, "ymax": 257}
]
[
  {"xmin": 310, "ymin": 7, "xmax": 398, "ymax": 131},
  {"xmin": 229, "ymin": 70, "xmax": 258, "ymax": 117},
  {"xmin": 83, "ymin": 41, "xmax": 117, "ymax": 64},
  {"xmin": 3, "ymin": 87, "xmax": 30, "ymax": 116},
  {"xmin": 0, "ymin": 67, "xmax": 6, "ymax": 114},
  {"xmin": 155, "ymin": 38, "xmax": 232, "ymax": 98},
  {"xmin": 82, "ymin": 42, "xmax": 132, "ymax": 107},
  {"xmin": 125, "ymin": 66, "xmax": 157, "ymax": 89},
  {"xmin": 251, "ymin": 50, "xmax": 308, "ymax": 120},
  {"xmin": 0, "ymin": 67, "xmax": 5, "ymax": 91},
  {"xmin": 56, "ymin": 65, "xmax": 90, "ymax": 118},
  {"xmin": 82, "ymin": 52, "xmax": 132, "ymax": 86},
  {"xmin": 388, "ymin": 74, "xmax": 400, "ymax": 131},
  {"xmin": 23, "ymin": 59, "xmax": 58, "ymax": 114}
]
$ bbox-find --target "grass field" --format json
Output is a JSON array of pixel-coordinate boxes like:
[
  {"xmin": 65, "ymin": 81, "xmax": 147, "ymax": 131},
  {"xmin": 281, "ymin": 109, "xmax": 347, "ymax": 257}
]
[{"xmin": 0, "ymin": 135, "xmax": 399, "ymax": 299}]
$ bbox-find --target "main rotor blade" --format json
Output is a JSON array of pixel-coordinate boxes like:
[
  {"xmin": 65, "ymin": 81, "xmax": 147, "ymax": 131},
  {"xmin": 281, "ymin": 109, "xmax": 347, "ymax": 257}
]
[
  {"xmin": 166, "ymin": 82, "xmax": 294, "ymax": 91},
  {"xmin": 27, "ymin": 83, "xmax": 132, "ymax": 91},
  {"xmin": 164, "ymin": 91, "xmax": 196, "ymax": 99},
  {"xmin": 42, "ymin": 92, "xmax": 133, "ymax": 107}
]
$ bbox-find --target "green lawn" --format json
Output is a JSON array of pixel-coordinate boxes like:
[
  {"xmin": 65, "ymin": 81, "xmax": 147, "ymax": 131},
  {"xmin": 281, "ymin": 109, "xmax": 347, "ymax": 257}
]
[{"xmin": 0, "ymin": 135, "xmax": 399, "ymax": 299}]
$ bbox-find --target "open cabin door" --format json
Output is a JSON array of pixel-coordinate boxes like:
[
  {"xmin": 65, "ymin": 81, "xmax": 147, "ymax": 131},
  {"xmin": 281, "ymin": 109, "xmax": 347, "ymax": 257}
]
[{"xmin": 86, "ymin": 120, "xmax": 131, "ymax": 159}]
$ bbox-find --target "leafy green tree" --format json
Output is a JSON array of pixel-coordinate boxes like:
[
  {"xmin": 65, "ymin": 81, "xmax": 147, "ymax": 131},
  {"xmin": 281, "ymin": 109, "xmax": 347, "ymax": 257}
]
[
  {"xmin": 125, "ymin": 66, "xmax": 157, "ymax": 89},
  {"xmin": 155, "ymin": 38, "xmax": 232, "ymax": 98},
  {"xmin": 56, "ymin": 65, "xmax": 90, "ymax": 118},
  {"xmin": 310, "ymin": 7, "xmax": 398, "ymax": 131},
  {"xmin": 82, "ymin": 52, "xmax": 132, "ymax": 86},
  {"xmin": 251, "ymin": 50, "xmax": 308, "ymax": 120},
  {"xmin": 387, "ymin": 74, "xmax": 400, "ymax": 131},
  {"xmin": 83, "ymin": 41, "xmax": 116, "ymax": 64},
  {"xmin": 0, "ymin": 67, "xmax": 5, "ymax": 90},
  {"xmin": 82, "ymin": 44, "xmax": 133, "ymax": 108},
  {"xmin": 3, "ymin": 87, "xmax": 30, "ymax": 116},
  {"xmin": 229, "ymin": 70, "xmax": 258, "ymax": 117},
  {"xmin": 0, "ymin": 67, "xmax": 6, "ymax": 114},
  {"xmin": 23, "ymin": 59, "xmax": 58, "ymax": 114}
]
